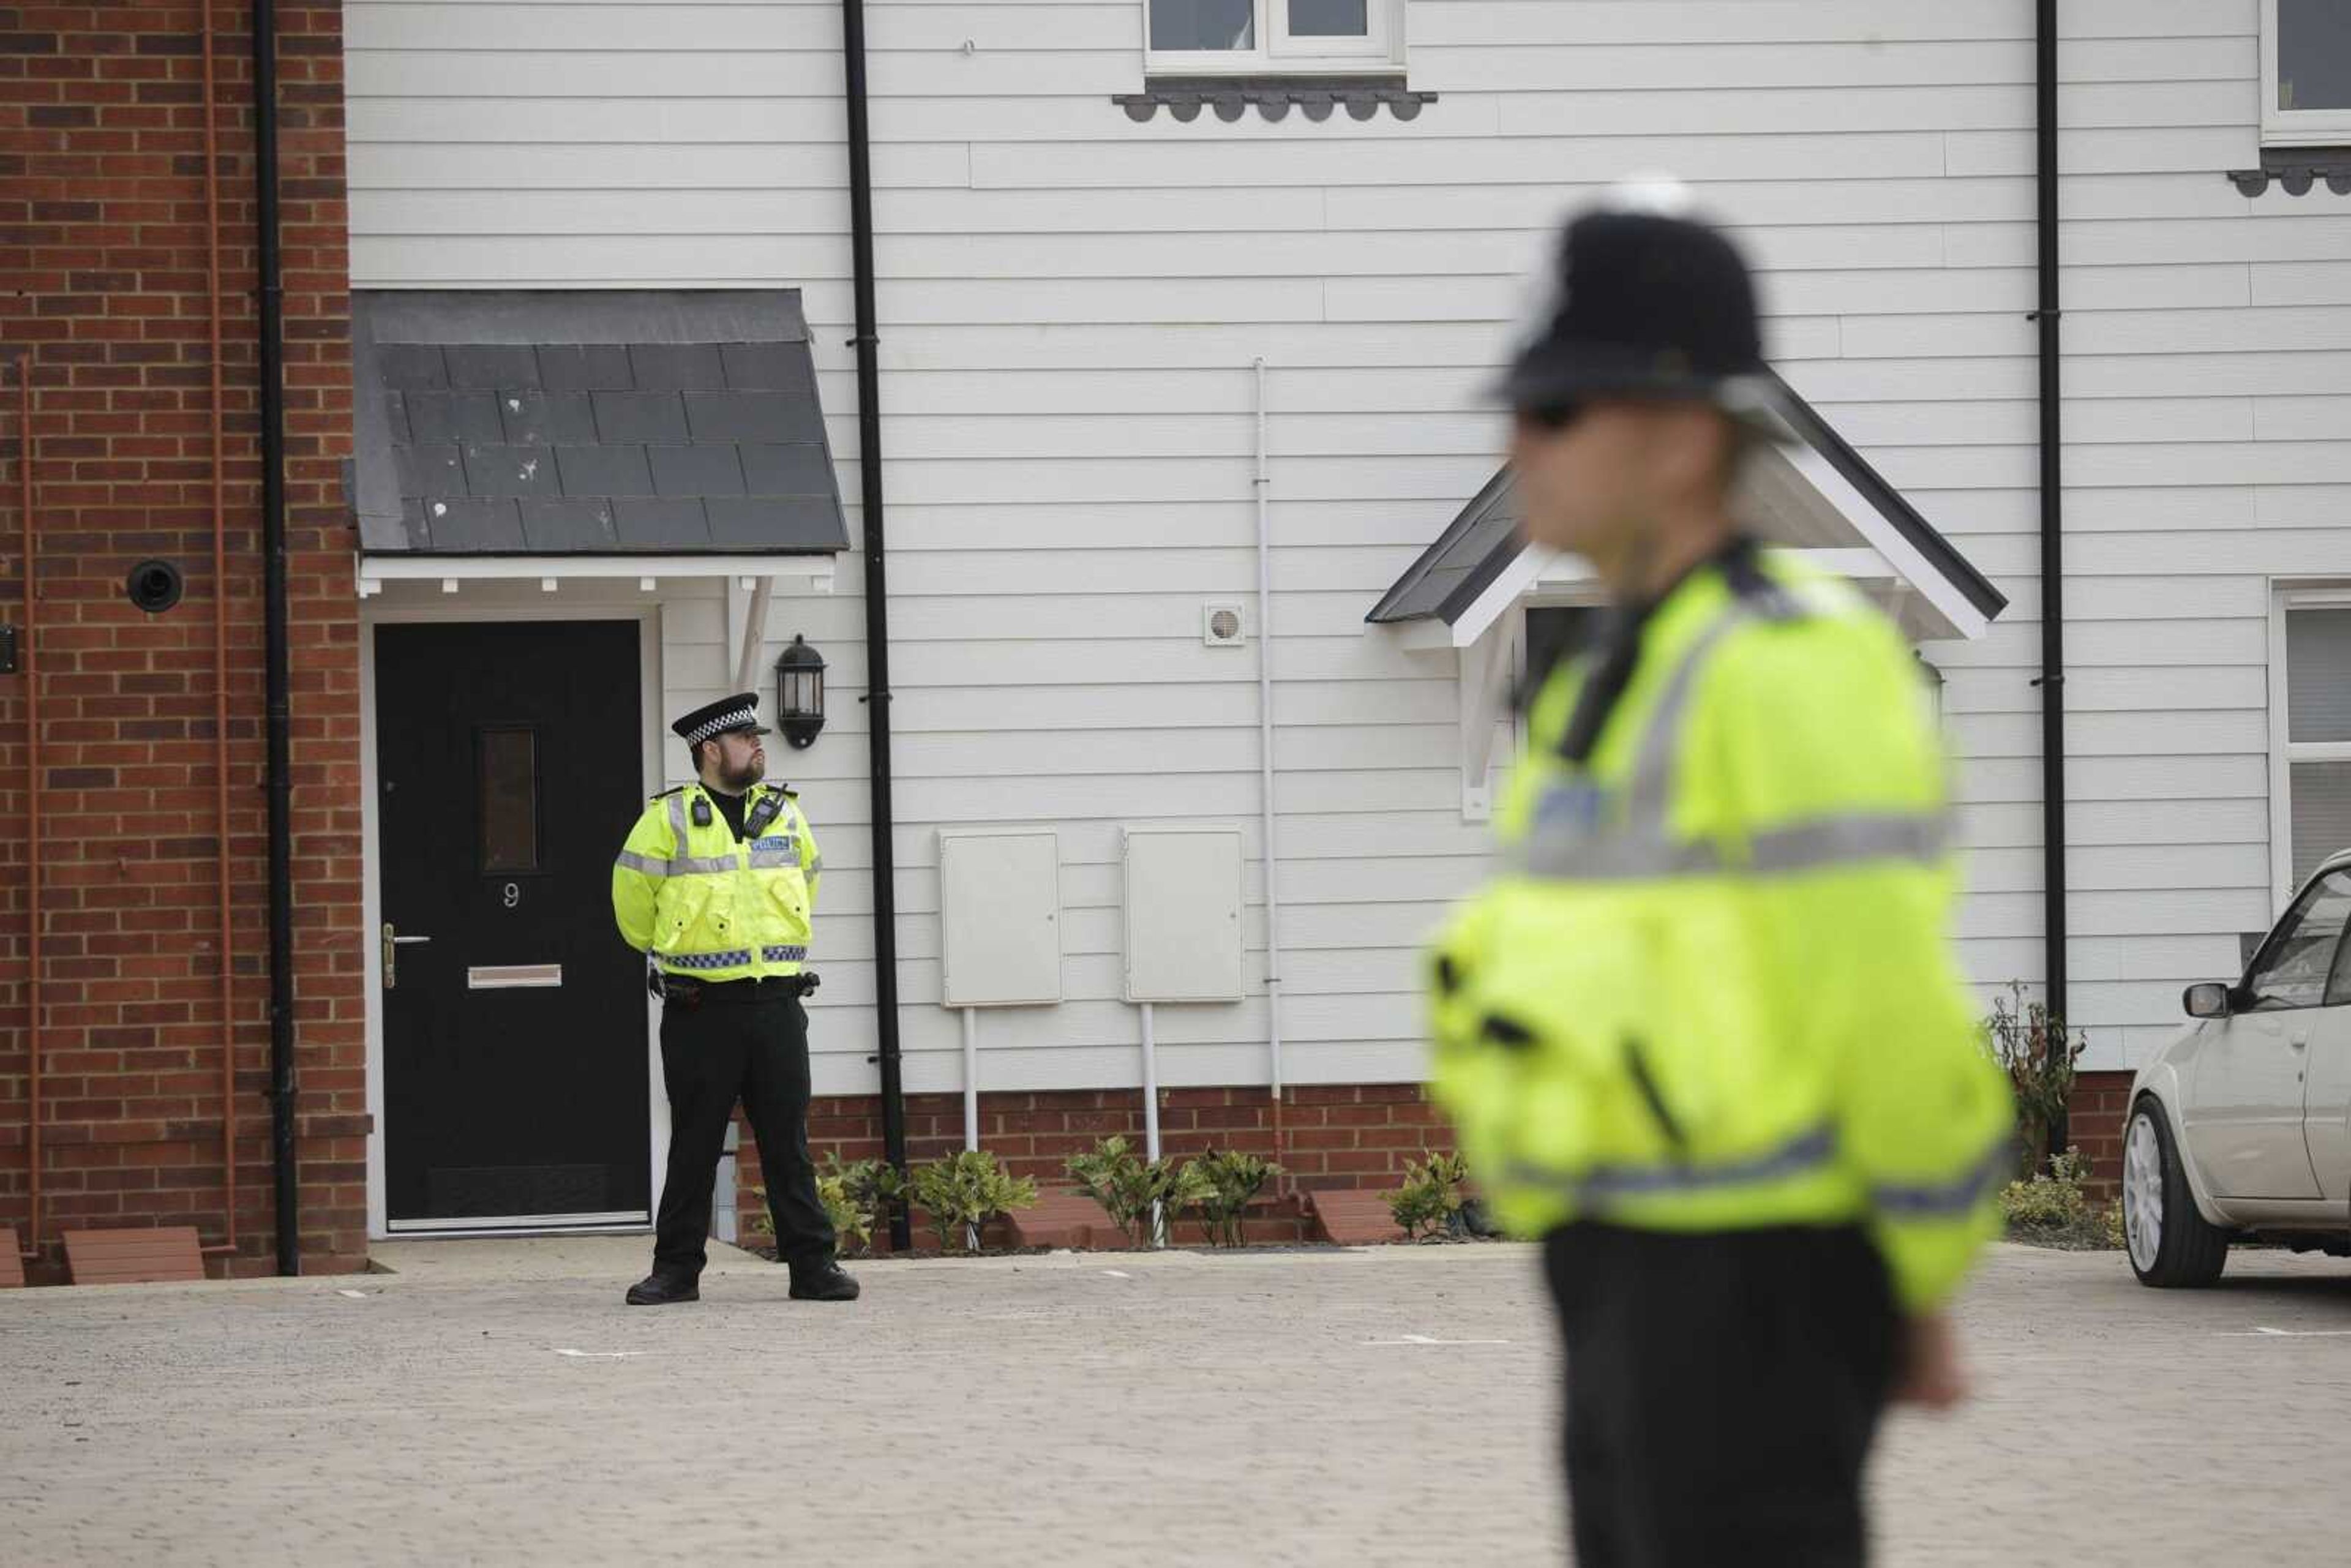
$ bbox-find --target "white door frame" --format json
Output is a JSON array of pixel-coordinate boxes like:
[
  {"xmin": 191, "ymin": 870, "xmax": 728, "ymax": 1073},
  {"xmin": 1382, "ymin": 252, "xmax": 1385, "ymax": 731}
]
[{"xmin": 359, "ymin": 600, "xmax": 667, "ymax": 1241}]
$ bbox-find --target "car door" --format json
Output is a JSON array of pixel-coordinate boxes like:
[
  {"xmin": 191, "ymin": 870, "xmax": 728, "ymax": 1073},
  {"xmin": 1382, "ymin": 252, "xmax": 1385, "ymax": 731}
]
[
  {"xmin": 2181, "ymin": 869, "xmax": 2350, "ymax": 1201},
  {"xmin": 2303, "ymin": 926, "xmax": 2351, "ymax": 1204}
]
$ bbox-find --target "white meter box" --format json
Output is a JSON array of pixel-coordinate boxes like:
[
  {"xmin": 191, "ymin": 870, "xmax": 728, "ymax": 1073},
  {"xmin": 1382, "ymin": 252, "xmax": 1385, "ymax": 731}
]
[
  {"xmin": 939, "ymin": 830, "xmax": 1062, "ymax": 1008},
  {"xmin": 1122, "ymin": 828, "xmax": 1244, "ymax": 1004}
]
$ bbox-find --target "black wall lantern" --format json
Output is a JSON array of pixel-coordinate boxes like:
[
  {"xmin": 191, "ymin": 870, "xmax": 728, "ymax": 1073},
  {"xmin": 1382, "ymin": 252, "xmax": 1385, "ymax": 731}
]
[{"xmin": 775, "ymin": 634, "xmax": 827, "ymax": 749}]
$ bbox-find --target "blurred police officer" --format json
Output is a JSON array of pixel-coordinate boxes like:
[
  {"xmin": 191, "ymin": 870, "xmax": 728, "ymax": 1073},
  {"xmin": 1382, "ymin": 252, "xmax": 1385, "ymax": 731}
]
[
  {"xmin": 1429, "ymin": 184, "xmax": 2010, "ymax": 1566},
  {"xmin": 612, "ymin": 692, "xmax": 857, "ymax": 1306}
]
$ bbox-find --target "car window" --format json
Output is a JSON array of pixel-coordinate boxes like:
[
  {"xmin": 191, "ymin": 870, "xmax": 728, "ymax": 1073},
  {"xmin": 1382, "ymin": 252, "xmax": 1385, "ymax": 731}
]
[{"xmin": 2248, "ymin": 869, "xmax": 2351, "ymax": 1010}]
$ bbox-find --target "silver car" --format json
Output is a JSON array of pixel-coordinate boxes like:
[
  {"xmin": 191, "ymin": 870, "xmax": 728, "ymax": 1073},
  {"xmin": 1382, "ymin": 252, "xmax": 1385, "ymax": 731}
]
[{"xmin": 2123, "ymin": 852, "xmax": 2351, "ymax": 1285}]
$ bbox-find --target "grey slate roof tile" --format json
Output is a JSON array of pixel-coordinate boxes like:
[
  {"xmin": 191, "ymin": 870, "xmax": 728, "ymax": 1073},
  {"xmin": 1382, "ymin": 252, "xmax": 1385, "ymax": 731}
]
[
  {"xmin": 500, "ymin": 389, "xmax": 598, "ymax": 446},
  {"xmin": 376, "ymin": 343, "xmax": 447, "ymax": 390},
  {"xmin": 395, "ymin": 443, "xmax": 465, "ymax": 497},
  {"xmin": 721, "ymin": 342, "xmax": 799, "ymax": 390},
  {"xmin": 591, "ymin": 390, "xmax": 691, "ymax": 444},
  {"xmin": 628, "ymin": 342, "xmax": 727, "ymax": 391},
  {"xmin": 351, "ymin": 291, "xmax": 849, "ymax": 557},
  {"xmin": 683, "ymin": 389, "xmax": 803, "ymax": 443},
  {"xmin": 519, "ymin": 498, "xmax": 622, "ymax": 551},
  {"xmin": 421, "ymin": 496, "xmax": 527, "ymax": 552},
  {"xmin": 649, "ymin": 444, "xmax": 746, "ymax": 497},
  {"xmin": 405, "ymin": 390, "xmax": 506, "ymax": 446},
  {"xmin": 460, "ymin": 444, "xmax": 560, "ymax": 497},
  {"xmin": 536, "ymin": 343, "xmax": 636, "ymax": 391},
  {"xmin": 443, "ymin": 343, "xmax": 542, "ymax": 390},
  {"xmin": 555, "ymin": 444, "xmax": 655, "ymax": 497},
  {"xmin": 707, "ymin": 496, "xmax": 844, "ymax": 549},
  {"xmin": 612, "ymin": 497, "xmax": 713, "ymax": 548},
  {"xmin": 739, "ymin": 443, "xmax": 834, "ymax": 496}
]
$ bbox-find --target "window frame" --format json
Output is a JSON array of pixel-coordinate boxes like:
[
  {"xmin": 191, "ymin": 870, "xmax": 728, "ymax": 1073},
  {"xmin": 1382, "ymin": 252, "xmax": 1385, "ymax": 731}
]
[
  {"xmin": 1144, "ymin": 0, "xmax": 1401, "ymax": 78},
  {"xmin": 2241, "ymin": 868, "xmax": 2351, "ymax": 1011},
  {"xmin": 2268, "ymin": 587, "xmax": 2351, "ymax": 910},
  {"xmin": 2263, "ymin": 0, "xmax": 2351, "ymax": 148}
]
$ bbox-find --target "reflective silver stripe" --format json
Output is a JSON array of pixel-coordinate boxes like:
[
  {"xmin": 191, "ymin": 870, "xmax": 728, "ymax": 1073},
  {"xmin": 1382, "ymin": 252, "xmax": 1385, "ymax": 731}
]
[
  {"xmin": 666, "ymin": 791, "xmax": 689, "ymax": 847},
  {"xmin": 1512, "ymin": 606, "xmax": 1752, "ymax": 880},
  {"xmin": 1747, "ymin": 812, "xmax": 1948, "ymax": 875},
  {"xmin": 748, "ymin": 848, "xmax": 797, "ymax": 869},
  {"xmin": 666, "ymin": 854, "xmax": 739, "ymax": 876},
  {"xmin": 806, "ymin": 855, "xmax": 823, "ymax": 876},
  {"xmin": 614, "ymin": 850, "xmax": 669, "ymax": 878},
  {"xmin": 1870, "ymin": 1137, "xmax": 2011, "ymax": 1218},
  {"xmin": 1507, "ymin": 1123, "xmax": 1839, "ymax": 1204}
]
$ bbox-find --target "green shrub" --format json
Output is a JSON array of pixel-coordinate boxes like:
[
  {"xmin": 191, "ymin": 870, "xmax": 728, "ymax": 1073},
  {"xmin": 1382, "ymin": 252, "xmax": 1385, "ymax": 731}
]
[
  {"xmin": 1999, "ymin": 1148, "xmax": 2117, "ymax": 1249},
  {"xmin": 1065, "ymin": 1135, "xmax": 1214, "ymax": 1248},
  {"xmin": 1981, "ymin": 982, "xmax": 2088, "ymax": 1176},
  {"xmin": 907, "ymin": 1150, "xmax": 1038, "ymax": 1253},
  {"xmin": 1186, "ymin": 1147, "xmax": 1281, "ymax": 1248},
  {"xmin": 816, "ymin": 1154, "xmax": 904, "ymax": 1257},
  {"xmin": 1385, "ymin": 1152, "xmax": 1471, "ymax": 1241}
]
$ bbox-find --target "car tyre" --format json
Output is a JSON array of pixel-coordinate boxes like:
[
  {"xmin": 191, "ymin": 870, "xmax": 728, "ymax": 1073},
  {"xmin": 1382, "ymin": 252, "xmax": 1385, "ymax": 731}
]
[{"xmin": 2123, "ymin": 1099, "xmax": 2227, "ymax": 1288}]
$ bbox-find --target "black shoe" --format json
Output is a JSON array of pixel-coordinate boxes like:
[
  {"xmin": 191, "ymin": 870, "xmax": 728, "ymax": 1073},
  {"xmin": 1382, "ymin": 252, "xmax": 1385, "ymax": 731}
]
[
  {"xmin": 787, "ymin": 1259, "xmax": 860, "ymax": 1302},
  {"xmin": 624, "ymin": 1272, "xmax": 699, "ymax": 1306}
]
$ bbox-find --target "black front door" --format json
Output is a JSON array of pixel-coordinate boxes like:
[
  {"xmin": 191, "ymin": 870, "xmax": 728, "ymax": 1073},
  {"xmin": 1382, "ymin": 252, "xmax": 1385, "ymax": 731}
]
[{"xmin": 375, "ymin": 620, "xmax": 651, "ymax": 1228}]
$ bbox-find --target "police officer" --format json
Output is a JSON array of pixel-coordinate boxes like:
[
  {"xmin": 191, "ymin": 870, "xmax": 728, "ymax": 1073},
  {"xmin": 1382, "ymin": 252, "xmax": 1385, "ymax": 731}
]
[
  {"xmin": 1430, "ymin": 186, "xmax": 2011, "ymax": 1566},
  {"xmin": 612, "ymin": 692, "xmax": 857, "ymax": 1306}
]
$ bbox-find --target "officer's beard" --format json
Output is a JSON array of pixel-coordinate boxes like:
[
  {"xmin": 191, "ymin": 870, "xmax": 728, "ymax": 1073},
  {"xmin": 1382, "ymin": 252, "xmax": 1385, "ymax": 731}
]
[{"xmin": 713, "ymin": 754, "xmax": 766, "ymax": 794}]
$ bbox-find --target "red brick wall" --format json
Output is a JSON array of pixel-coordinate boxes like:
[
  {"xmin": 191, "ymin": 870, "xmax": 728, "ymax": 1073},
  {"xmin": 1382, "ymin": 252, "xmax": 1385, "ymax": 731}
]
[
  {"xmin": 735, "ymin": 1084, "xmax": 1460, "ymax": 1250},
  {"xmin": 2067, "ymin": 1069, "xmax": 2135, "ymax": 1202},
  {"xmin": 1, "ymin": 4, "xmax": 361, "ymax": 1281}
]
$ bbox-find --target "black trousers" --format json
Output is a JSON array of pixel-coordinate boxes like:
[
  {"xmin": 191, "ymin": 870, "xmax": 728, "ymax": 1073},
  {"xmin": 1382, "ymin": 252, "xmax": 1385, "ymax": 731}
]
[
  {"xmin": 651, "ymin": 987, "xmax": 835, "ymax": 1278},
  {"xmin": 1542, "ymin": 1222, "xmax": 1900, "ymax": 1568}
]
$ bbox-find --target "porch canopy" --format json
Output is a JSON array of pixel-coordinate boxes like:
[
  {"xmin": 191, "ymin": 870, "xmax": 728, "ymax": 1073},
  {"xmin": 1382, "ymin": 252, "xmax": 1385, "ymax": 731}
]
[
  {"xmin": 349, "ymin": 289, "xmax": 847, "ymax": 599},
  {"xmin": 1366, "ymin": 370, "xmax": 2007, "ymax": 816}
]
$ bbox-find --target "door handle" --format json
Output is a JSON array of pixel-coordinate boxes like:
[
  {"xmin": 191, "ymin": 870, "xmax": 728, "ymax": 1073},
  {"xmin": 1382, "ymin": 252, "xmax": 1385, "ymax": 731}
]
[{"xmin": 382, "ymin": 922, "xmax": 433, "ymax": 989}]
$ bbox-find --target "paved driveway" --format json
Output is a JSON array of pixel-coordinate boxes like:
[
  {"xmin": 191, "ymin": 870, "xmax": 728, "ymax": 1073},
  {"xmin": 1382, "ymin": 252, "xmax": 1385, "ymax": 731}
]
[{"xmin": 2, "ymin": 1238, "xmax": 2345, "ymax": 1565}]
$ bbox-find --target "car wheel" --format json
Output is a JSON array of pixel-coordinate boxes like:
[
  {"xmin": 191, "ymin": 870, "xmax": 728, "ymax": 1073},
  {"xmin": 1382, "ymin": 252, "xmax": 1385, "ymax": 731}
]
[{"xmin": 2123, "ymin": 1099, "xmax": 2228, "ymax": 1288}]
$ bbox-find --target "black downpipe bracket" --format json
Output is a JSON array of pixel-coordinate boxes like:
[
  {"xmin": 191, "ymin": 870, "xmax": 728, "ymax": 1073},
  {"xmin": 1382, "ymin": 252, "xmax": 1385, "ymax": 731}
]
[
  {"xmin": 252, "ymin": 0, "xmax": 299, "ymax": 1275},
  {"xmin": 840, "ymin": 0, "xmax": 911, "ymax": 1248},
  {"xmin": 2034, "ymin": 0, "xmax": 2070, "ymax": 1161}
]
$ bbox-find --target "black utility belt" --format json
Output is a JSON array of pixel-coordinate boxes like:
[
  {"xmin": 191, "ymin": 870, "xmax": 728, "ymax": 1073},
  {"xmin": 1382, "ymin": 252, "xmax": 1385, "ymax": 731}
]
[{"xmin": 660, "ymin": 972, "xmax": 817, "ymax": 1007}]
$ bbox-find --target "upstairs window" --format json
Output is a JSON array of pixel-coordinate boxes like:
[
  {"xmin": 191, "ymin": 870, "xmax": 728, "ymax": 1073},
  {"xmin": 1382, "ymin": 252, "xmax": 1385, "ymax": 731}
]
[
  {"xmin": 2266, "ymin": 0, "xmax": 2351, "ymax": 147},
  {"xmin": 1147, "ymin": 0, "xmax": 1400, "ymax": 75}
]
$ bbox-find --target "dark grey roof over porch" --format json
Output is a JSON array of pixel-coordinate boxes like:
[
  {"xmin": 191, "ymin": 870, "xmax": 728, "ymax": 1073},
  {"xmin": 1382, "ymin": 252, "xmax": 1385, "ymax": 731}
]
[
  {"xmin": 350, "ymin": 290, "xmax": 849, "ymax": 557},
  {"xmin": 1365, "ymin": 369, "xmax": 2008, "ymax": 629}
]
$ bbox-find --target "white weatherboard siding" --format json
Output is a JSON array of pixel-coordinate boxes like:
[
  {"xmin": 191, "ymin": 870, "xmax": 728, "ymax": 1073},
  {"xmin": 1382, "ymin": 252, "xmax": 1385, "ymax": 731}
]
[{"xmin": 347, "ymin": 0, "xmax": 2349, "ymax": 1076}]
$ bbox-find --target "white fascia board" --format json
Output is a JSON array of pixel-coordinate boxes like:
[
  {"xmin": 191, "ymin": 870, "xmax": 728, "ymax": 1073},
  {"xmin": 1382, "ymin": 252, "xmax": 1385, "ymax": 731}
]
[{"xmin": 356, "ymin": 553, "xmax": 836, "ymax": 598}]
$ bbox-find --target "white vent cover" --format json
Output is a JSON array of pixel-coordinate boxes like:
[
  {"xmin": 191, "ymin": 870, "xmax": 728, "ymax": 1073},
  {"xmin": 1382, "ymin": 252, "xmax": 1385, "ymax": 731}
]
[{"xmin": 1202, "ymin": 602, "xmax": 1247, "ymax": 646}]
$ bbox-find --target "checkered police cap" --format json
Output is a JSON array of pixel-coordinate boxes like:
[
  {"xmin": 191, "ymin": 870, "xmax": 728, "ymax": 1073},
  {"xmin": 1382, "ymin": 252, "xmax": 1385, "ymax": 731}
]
[{"xmin": 670, "ymin": 692, "xmax": 771, "ymax": 748}]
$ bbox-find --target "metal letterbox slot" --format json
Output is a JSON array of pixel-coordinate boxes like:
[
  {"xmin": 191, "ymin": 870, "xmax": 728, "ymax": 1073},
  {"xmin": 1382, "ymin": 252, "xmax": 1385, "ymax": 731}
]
[{"xmin": 467, "ymin": 964, "xmax": 563, "ymax": 991}]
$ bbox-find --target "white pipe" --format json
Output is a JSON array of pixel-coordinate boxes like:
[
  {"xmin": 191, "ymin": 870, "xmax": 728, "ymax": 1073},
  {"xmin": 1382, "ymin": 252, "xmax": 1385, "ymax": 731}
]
[
  {"xmin": 733, "ymin": 575, "xmax": 774, "ymax": 692},
  {"xmin": 1253, "ymin": 357, "xmax": 1285, "ymax": 1100},
  {"xmin": 1141, "ymin": 1000, "xmax": 1162, "ymax": 1246},
  {"xmin": 962, "ymin": 1006, "xmax": 980, "ymax": 1153}
]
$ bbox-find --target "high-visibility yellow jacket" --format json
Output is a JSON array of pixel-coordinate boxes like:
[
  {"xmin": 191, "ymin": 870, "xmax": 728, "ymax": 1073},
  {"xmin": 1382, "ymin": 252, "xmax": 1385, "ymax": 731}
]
[
  {"xmin": 1430, "ymin": 544, "xmax": 2011, "ymax": 1312},
  {"xmin": 611, "ymin": 782, "xmax": 821, "ymax": 980}
]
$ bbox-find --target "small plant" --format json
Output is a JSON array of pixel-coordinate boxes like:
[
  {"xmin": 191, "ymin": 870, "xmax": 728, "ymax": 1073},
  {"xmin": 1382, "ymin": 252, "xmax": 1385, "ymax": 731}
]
[
  {"xmin": 1385, "ymin": 1151, "xmax": 1471, "ymax": 1241},
  {"xmin": 816, "ymin": 1153, "xmax": 904, "ymax": 1257},
  {"xmin": 1981, "ymin": 982, "xmax": 2088, "ymax": 1177},
  {"xmin": 907, "ymin": 1149, "xmax": 1037, "ymax": 1253},
  {"xmin": 1065, "ymin": 1135, "xmax": 1214, "ymax": 1248},
  {"xmin": 1999, "ymin": 1148, "xmax": 2117, "ymax": 1249},
  {"xmin": 1186, "ymin": 1147, "xmax": 1281, "ymax": 1248}
]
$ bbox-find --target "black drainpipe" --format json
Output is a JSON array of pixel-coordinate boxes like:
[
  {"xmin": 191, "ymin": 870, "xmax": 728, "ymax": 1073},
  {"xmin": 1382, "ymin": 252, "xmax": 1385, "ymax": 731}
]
[
  {"xmin": 840, "ymin": 0, "xmax": 911, "ymax": 1247},
  {"xmin": 252, "ymin": 0, "xmax": 298, "ymax": 1275},
  {"xmin": 2034, "ymin": 0, "xmax": 2069, "ymax": 1162}
]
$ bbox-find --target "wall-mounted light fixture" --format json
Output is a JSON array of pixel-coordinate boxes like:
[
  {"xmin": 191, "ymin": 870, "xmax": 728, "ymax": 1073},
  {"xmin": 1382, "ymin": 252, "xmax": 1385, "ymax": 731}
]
[{"xmin": 775, "ymin": 634, "xmax": 827, "ymax": 749}]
